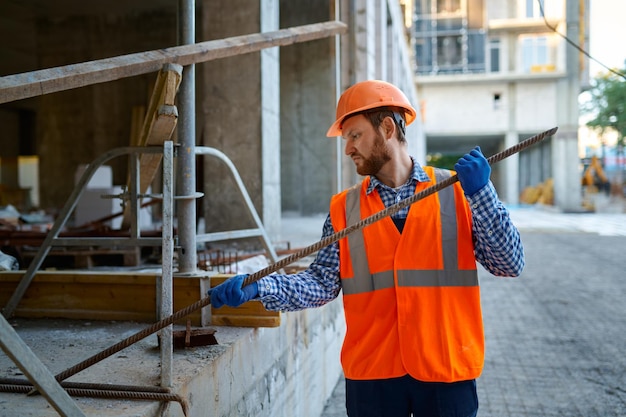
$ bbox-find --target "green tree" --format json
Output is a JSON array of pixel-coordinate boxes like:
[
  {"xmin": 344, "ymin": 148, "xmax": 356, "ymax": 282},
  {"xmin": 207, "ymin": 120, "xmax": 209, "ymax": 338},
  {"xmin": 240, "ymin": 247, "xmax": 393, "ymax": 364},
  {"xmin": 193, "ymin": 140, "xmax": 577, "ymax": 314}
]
[{"xmin": 581, "ymin": 68, "xmax": 626, "ymax": 193}]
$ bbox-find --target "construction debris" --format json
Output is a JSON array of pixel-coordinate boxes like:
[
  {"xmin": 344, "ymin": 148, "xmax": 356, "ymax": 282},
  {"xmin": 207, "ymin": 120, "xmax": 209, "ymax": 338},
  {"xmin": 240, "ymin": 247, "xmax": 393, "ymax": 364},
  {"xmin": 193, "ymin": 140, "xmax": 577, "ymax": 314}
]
[
  {"xmin": 0, "ymin": 250, "xmax": 18, "ymax": 271},
  {"xmin": 160, "ymin": 320, "xmax": 218, "ymax": 349}
]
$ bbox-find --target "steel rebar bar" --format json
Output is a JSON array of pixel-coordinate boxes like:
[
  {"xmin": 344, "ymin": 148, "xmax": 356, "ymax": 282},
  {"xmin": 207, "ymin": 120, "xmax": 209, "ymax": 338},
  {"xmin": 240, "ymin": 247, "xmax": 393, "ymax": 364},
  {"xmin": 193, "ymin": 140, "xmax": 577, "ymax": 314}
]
[{"xmin": 51, "ymin": 126, "xmax": 558, "ymax": 385}]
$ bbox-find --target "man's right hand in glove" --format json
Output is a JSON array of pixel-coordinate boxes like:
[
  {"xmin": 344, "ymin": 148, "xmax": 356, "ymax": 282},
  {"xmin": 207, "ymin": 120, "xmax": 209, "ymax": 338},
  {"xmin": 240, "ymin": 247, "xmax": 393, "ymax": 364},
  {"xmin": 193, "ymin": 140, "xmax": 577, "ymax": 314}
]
[
  {"xmin": 209, "ymin": 274, "xmax": 259, "ymax": 308},
  {"xmin": 455, "ymin": 146, "xmax": 491, "ymax": 196}
]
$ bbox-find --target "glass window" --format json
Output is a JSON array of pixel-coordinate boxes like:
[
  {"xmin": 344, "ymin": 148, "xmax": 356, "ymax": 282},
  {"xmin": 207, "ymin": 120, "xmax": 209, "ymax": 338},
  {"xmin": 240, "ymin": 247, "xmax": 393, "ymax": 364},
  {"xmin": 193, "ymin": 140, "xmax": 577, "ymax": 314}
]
[
  {"xmin": 468, "ymin": 31, "xmax": 486, "ymax": 68},
  {"xmin": 437, "ymin": 35, "xmax": 462, "ymax": 67},
  {"xmin": 525, "ymin": 0, "xmax": 533, "ymax": 17},
  {"xmin": 437, "ymin": 17, "xmax": 463, "ymax": 31},
  {"xmin": 414, "ymin": 17, "xmax": 434, "ymax": 34},
  {"xmin": 413, "ymin": 0, "xmax": 488, "ymax": 75},
  {"xmin": 415, "ymin": 0, "xmax": 432, "ymax": 15},
  {"xmin": 537, "ymin": 37, "xmax": 547, "ymax": 63},
  {"xmin": 521, "ymin": 35, "xmax": 549, "ymax": 72},
  {"xmin": 415, "ymin": 38, "xmax": 433, "ymax": 74},
  {"xmin": 489, "ymin": 38, "xmax": 500, "ymax": 72},
  {"xmin": 522, "ymin": 38, "xmax": 533, "ymax": 72},
  {"xmin": 525, "ymin": 0, "xmax": 545, "ymax": 18}
]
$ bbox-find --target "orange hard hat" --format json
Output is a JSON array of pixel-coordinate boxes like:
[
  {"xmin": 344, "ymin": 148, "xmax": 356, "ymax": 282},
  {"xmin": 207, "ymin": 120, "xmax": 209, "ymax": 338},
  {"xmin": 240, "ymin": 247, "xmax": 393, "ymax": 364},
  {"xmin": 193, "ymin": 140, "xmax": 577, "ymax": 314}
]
[{"xmin": 326, "ymin": 80, "xmax": 417, "ymax": 137}]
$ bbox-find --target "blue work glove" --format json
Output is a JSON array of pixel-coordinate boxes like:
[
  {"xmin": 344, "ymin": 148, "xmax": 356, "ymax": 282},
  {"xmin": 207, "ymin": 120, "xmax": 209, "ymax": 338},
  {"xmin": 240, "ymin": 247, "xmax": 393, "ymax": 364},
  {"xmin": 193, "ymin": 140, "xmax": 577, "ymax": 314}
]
[
  {"xmin": 454, "ymin": 146, "xmax": 491, "ymax": 196},
  {"xmin": 209, "ymin": 274, "xmax": 259, "ymax": 308}
]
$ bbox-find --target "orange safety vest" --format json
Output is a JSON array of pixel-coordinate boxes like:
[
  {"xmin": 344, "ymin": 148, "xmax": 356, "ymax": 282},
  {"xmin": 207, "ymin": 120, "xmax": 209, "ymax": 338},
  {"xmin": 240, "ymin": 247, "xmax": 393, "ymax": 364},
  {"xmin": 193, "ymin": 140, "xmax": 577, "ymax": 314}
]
[{"xmin": 329, "ymin": 166, "xmax": 484, "ymax": 383}]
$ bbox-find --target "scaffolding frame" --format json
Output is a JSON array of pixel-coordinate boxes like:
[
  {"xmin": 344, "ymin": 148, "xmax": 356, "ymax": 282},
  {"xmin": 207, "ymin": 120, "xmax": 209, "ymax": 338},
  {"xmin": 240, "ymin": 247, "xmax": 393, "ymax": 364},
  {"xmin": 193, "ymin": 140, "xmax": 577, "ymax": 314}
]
[{"xmin": 0, "ymin": 7, "xmax": 347, "ymax": 412}]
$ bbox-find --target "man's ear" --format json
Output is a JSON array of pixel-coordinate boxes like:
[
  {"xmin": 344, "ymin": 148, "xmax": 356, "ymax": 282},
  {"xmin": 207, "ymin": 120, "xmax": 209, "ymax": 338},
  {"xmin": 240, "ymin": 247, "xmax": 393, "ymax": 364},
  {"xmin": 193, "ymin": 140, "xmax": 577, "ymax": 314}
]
[{"xmin": 381, "ymin": 116, "xmax": 396, "ymax": 140}]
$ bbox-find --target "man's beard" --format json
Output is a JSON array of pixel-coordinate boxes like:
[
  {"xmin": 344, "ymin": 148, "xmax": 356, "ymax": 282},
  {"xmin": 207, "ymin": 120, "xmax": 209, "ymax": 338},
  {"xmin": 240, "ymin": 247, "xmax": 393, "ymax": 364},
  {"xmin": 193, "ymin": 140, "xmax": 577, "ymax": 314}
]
[{"xmin": 355, "ymin": 132, "xmax": 392, "ymax": 176}]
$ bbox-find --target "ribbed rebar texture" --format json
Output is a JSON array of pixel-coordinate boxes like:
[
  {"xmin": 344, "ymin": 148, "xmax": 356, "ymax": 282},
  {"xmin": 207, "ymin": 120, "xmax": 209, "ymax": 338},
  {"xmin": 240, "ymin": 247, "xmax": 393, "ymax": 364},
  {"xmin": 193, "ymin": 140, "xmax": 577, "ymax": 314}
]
[
  {"xmin": 51, "ymin": 126, "xmax": 557, "ymax": 387},
  {"xmin": 0, "ymin": 382, "xmax": 188, "ymax": 416},
  {"xmin": 243, "ymin": 125, "xmax": 558, "ymax": 286},
  {"xmin": 0, "ymin": 378, "xmax": 171, "ymax": 393}
]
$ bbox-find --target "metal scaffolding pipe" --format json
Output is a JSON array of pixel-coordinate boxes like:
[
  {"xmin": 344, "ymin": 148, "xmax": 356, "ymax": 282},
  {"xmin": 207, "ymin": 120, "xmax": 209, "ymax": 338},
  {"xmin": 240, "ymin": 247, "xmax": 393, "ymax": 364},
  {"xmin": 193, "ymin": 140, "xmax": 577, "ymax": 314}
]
[
  {"xmin": 160, "ymin": 141, "xmax": 175, "ymax": 388},
  {"xmin": 176, "ymin": 0, "xmax": 198, "ymax": 274}
]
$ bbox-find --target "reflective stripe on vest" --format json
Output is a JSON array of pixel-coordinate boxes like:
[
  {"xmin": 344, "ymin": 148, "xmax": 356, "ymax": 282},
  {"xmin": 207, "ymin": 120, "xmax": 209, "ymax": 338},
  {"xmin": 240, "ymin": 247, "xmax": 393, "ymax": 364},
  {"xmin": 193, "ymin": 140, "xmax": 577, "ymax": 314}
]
[{"xmin": 341, "ymin": 168, "xmax": 478, "ymax": 296}]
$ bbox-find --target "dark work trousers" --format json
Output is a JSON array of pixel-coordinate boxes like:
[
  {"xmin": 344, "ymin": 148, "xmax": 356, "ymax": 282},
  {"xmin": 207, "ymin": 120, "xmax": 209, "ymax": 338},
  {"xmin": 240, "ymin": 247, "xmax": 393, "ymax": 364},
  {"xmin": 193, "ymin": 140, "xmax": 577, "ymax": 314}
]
[{"xmin": 345, "ymin": 374, "xmax": 478, "ymax": 417}]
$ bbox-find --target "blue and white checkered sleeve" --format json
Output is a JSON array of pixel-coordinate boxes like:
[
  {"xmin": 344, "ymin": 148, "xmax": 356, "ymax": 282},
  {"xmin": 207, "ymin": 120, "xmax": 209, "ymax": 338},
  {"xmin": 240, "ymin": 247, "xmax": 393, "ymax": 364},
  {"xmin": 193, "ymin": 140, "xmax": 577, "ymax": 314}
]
[
  {"xmin": 257, "ymin": 215, "xmax": 342, "ymax": 311},
  {"xmin": 467, "ymin": 182, "xmax": 525, "ymax": 277}
]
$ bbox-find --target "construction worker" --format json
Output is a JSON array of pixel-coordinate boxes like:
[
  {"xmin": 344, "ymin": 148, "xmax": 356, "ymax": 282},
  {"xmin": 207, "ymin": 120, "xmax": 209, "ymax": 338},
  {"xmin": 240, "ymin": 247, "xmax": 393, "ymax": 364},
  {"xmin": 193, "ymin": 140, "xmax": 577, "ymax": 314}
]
[{"xmin": 210, "ymin": 80, "xmax": 525, "ymax": 417}]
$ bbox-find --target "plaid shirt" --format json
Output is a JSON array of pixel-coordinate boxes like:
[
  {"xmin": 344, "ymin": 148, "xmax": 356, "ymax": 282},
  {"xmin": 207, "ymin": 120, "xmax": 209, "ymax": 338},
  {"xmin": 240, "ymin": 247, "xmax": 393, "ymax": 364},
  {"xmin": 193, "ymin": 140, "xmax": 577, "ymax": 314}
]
[{"xmin": 258, "ymin": 158, "xmax": 525, "ymax": 311}]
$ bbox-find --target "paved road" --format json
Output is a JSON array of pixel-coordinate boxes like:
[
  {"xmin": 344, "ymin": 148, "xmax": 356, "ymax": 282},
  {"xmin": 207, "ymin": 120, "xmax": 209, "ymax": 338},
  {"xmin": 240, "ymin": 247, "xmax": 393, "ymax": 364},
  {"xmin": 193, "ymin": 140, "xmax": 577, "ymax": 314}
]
[{"xmin": 321, "ymin": 207, "xmax": 626, "ymax": 416}]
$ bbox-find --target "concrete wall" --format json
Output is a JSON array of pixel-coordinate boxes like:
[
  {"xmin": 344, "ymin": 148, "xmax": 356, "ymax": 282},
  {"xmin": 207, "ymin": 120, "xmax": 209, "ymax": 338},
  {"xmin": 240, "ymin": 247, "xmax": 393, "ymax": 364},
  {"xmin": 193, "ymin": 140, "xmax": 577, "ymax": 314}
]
[
  {"xmin": 0, "ymin": 3, "xmax": 177, "ymax": 211},
  {"xmin": 419, "ymin": 80, "xmax": 559, "ymax": 135},
  {"xmin": 516, "ymin": 82, "xmax": 559, "ymax": 131},
  {"xmin": 418, "ymin": 82, "xmax": 510, "ymax": 134},
  {"xmin": 199, "ymin": 0, "xmax": 276, "ymax": 239},
  {"xmin": 171, "ymin": 300, "xmax": 346, "ymax": 417}
]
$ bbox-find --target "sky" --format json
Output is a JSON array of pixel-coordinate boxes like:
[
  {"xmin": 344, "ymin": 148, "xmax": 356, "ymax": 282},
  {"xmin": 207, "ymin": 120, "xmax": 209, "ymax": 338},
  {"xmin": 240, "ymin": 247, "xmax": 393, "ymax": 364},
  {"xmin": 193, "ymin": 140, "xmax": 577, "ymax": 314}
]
[
  {"xmin": 578, "ymin": 1, "xmax": 626, "ymax": 156},
  {"xmin": 588, "ymin": 0, "xmax": 626, "ymax": 77}
]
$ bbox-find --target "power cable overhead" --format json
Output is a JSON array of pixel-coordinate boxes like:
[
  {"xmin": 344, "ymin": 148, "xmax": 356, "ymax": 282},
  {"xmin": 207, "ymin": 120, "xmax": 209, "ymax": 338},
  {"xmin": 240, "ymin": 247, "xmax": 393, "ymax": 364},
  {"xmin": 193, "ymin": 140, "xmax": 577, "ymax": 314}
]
[{"xmin": 536, "ymin": 0, "xmax": 626, "ymax": 80}]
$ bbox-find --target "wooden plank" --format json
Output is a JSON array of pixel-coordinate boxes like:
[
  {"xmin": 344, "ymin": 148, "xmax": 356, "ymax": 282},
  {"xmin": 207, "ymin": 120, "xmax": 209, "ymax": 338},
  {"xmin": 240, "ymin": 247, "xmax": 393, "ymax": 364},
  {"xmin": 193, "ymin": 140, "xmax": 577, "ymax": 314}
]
[
  {"xmin": 0, "ymin": 271, "xmax": 204, "ymax": 325},
  {"xmin": 0, "ymin": 271, "xmax": 280, "ymax": 327},
  {"xmin": 129, "ymin": 105, "xmax": 145, "ymax": 146},
  {"xmin": 138, "ymin": 66, "xmax": 182, "ymax": 147},
  {"xmin": 0, "ymin": 21, "xmax": 348, "ymax": 104},
  {"xmin": 121, "ymin": 66, "xmax": 180, "ymax": 229},
  {"xmin": 138, "ymin": 104, "xmax": 178, "ymax": 191}
]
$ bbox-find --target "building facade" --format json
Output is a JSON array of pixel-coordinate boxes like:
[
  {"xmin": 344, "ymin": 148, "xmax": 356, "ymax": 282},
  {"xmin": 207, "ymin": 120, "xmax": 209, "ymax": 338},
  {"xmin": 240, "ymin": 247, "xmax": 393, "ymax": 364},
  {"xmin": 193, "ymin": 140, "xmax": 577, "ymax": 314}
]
[{"xmin": 412, "ymin": 0, "xmax": 588, "ymax": 210}]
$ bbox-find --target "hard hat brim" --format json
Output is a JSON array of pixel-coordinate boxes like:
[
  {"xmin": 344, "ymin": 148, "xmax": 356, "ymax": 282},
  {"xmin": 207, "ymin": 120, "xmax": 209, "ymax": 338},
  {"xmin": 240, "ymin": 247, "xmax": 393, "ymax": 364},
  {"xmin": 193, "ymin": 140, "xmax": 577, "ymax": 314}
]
[{"xmin": 326, "ymin": 103, "xmax": 417, "ymax": 137}]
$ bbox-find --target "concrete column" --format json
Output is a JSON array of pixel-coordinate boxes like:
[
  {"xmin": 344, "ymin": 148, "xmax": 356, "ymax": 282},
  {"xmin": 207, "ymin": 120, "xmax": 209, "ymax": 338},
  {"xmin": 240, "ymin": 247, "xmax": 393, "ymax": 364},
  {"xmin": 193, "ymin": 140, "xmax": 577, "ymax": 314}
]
[
  {"xmin": 338, "ymin": 0, "xmax": 358, "ymax": 189},
  {"xmin": 336, "ymin": 0, "xmax": 425, "ymax": 187},
  {"xmin": 553, "ymin": 128, "xmax": 581, "ymax": 210},
  {"xmin": 177, "ymin": 0, "xmax": 197, "ymax": 273},
  {"xmin": 375, "ymin": 0, "xmax": 387, "ymax": 80},
  {"xmin": 504, "ymin": 131, "xmax": 520, "ymax": 205},
  {"xmin": 334, "ymin": 0, "xmax": 343, "ymax": 194},
  {"xmin": 200, "ymin": 0, "xmax": 281, "ymax": 242},
  {"xmin": 350, "ymin": 0, "xmax": 377, "ymax": 82},
  {"xmin": 338, "ymin": 0, "xmax": 379, "ymax": 190},
  {"xmin": 261, "ymin": 0, "xmax": 281, "ymax": 238},
  {"xmin": 279, "ymin": 0, "xmax": 338, "ymax": 215},
  {"xmin": 505, "ymin": 81, "xmax": 519, "ymax": 205},
  {"xmin": 553, "ymin": 0, "xmax": 582, "ymax": 211}
]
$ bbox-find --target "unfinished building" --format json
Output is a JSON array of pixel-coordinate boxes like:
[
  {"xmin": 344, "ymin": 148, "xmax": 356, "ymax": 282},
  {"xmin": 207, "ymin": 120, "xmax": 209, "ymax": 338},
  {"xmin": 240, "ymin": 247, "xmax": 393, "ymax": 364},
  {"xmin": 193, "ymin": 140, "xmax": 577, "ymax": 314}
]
[{"xmin": 0, "ymin": 0, "xmax": 422, "ymax": 416}]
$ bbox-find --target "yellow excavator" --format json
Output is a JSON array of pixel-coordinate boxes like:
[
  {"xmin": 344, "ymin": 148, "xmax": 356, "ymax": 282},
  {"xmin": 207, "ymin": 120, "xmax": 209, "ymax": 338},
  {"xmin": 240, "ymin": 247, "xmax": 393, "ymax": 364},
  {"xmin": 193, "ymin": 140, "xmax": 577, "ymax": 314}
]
[
  {"xmin": 581, "ymin": 155, "xmax": 611, "ymax": 211},
  {"xmin": 582, "ymin": 155, "xmax": 611, "ymax": 195}
]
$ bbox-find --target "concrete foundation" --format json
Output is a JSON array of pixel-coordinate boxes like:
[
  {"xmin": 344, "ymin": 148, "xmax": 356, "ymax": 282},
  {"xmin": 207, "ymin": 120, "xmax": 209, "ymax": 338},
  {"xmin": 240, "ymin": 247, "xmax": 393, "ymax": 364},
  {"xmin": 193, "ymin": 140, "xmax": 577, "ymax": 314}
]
[
  {"xmin": 0, "ymin": 215, "xmax": 344, "ymax": 417},
  {"xmin": 0, "ymin": 300, "xmax": 345, "ymax": 417}
]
